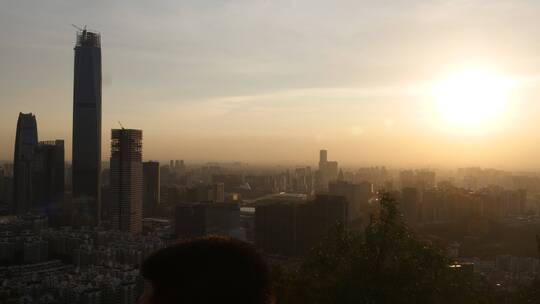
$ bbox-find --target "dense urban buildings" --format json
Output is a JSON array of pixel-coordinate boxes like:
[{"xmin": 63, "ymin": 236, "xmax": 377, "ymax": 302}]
[
  {"xmin": 185, "ymin": 182, "xmax": 225, "ymax": 203},
  {"xmin": 110, "ymin": 129, "xmax": 143, "ymax": 234},
  {"xmin": 13, "ymin": 113, "xmax": 38, "ymax": 215},
  {"xmin": 0, "ymin": 261, "xmax": 142, "ymax": 304},
  {"xmin": 72, "ymin": 29, "xmax": 102, "ymax": 227},
  {"xmin": 5, "ymin": 10, "xmax": 540, "ymax": 303},
  {"xmin": 0, "ymin": 227, "xmax": 166, "ymax": 304}
]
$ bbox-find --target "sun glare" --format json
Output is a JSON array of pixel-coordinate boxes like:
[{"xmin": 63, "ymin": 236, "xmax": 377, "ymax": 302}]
[{"xmin": 432, "ymin": 68, "xmax": 513, "ymax": 131}]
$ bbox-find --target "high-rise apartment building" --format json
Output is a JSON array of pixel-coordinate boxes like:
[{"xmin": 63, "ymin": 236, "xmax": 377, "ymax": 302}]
[
  {"xmin": 255, "ymin": 194, "xmax": 348, "ymax": 257},
  {"xmin": 110, "ymin": 129, "xmax": 143, "ymax": 234},
  {"xmin": 185, "ymin": 183, "xmax": 225, "ymax": 203},
  {"xmin": 329, "ymin": 180, "xmax": 374, "ymax": 222},
  {"xmin": 175, "ymin": 202, "xmax": 241, "ymax": 239},
  {"xmin": 318, "ymin": 149, "xmax": 338, "ymax": 191},
  {"xmin": 13, "ymin": 113, "xmax": 38, "ymax": 214},
  {"xmin": 32, "ymin": 140, "xmax": 65, "ymax": 213},
  {"xmin": 72, "ymin": 29, "xmax": 102, "ymax": 226},
  {"xmin": 143, "ymin": 161, "xmax": 160, "ymax": 218}
]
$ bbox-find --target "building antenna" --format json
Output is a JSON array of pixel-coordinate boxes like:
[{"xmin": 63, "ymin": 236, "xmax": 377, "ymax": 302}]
[{"xmin": 118, "ymin": 121, "xmax": 125, "ymax": 130}]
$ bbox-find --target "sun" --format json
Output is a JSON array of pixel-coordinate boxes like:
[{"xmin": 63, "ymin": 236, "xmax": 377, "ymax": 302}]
[{"xmin": 432, "ymin": 68, "xmax": 513, "ymax": 130}]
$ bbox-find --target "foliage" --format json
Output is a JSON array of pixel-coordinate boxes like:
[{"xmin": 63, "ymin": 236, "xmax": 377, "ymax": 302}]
[
  {"xmin": 272, "ymin": 192, "xmax": 494, "ymax": 304},
  {"xmin": 0, "ymin": 288, "xmax": 21, "ymax": 304}
]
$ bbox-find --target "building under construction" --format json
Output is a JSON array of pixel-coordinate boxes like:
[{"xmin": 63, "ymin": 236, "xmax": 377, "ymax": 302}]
[{"xmin": 72, "ymin": 28, "xmax": 102, "ymax": 226}]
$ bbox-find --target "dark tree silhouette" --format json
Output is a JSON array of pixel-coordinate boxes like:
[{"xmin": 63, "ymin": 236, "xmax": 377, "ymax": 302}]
[{"xmin": 272, "ymin": 192, "xmax": 494, "ymax": 304}]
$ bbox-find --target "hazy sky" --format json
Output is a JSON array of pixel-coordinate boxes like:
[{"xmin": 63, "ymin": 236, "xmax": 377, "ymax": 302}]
[{"xmin": 1, "ymin": 0, "xmax": 540, "ymax": 169}]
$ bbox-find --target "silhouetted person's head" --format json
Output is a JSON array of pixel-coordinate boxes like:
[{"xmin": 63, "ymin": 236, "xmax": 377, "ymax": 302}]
[{"xmin": 140, "ymin": 236, "xmax": 273, "ymax": 304}]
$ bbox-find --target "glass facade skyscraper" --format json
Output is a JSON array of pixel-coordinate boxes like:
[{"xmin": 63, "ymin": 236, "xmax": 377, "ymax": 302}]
[
  {"xmin": 13, "ymin": 113, "xmax": 38, "ymax": 214},
  {"xmin": 72, "ymin": 29, "xmax": 102, "ymax": 225}
]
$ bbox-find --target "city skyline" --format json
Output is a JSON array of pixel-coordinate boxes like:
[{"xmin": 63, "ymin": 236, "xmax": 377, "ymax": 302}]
[
  {"xmin": 3, "ymin": 3, "xmax": 540, "ymax": 303},
  {"xmin": 2, "ymin": 1, "xmax": 540, "ymax": 169}
]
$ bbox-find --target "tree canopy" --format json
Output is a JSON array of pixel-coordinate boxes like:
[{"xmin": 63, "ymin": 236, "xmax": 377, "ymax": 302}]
[{"xmin": 272, "ymin": 193, "xmax": 494, "ymax": 304}]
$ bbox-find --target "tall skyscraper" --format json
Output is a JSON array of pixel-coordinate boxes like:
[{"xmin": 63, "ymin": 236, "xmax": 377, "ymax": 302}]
[
  {"xmin": 317, "ymin": 149, "xmax": 338, "ymax": 191},
  {"xmin": 13, "ymin": 113, "xmax": 38, "ymax": 215},
  {"xmin": 110, "ymin": 129, "xmax": 143, "ymax": 234},
  {"xmin": 72, "ymin": 29, "xmax": 102, "ymax": 226},
  {"xmin": 319, "ymin": 149, "xmax": 328, "ymax": 164},
  {"xmin": 143, "ymin": 161, "xmax": 160, "ymax": 218},
  {"xmin": 32, "ymin": 140, "xmax": 65, "ymax": 213}
]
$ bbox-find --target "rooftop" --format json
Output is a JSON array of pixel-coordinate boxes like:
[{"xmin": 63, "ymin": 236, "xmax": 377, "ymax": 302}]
[{"xmin": 75, "ymin": 30, "xmax": 100, "ymax": 48}]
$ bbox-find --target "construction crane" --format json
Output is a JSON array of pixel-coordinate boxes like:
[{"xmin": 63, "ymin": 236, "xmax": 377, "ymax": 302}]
[
  {"xmin": 118, "ymin": 121, "xmax": 125, "ymax": 130},
  {"xmin": 71, "ymin": 24, "xmax": 87, "ymax": 31}
]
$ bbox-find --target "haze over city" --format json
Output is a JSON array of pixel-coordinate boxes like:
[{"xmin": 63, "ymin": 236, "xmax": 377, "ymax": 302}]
[
  {"xmin": 2, "ymin": 1, "xmax": 540, "ymax": 168},
  {"xmin": 6, "ymin": 1, "xmax": 540, "ymax": 304}
]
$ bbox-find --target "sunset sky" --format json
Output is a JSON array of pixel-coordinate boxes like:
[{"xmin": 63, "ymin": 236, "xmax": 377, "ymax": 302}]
[{"xmin": 1, "ymin": 1, "xmax": 540, "ymax": 169}]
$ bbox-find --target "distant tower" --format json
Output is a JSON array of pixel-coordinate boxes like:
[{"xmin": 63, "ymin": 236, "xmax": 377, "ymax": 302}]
[
  {"xmin": 319, "ymin": 150, "xmax": 328, "ymax": 164},
  {"xmin": 72, "ymin": 28, "xmax": 102, "ymax": 226},
  {"xmin": 318, "ymin": 149, "xmax": 328, "ymax": 191},
  {"xmin": 337, "ymin": 169, "xmax": 344, "ymax": 182},
  {"xmin": 143, "ymin": 161, "xmax": 160, "ymax": 218},
  {"xmin": 110, "ymin": 129, "xmax": 143, "ymax": 234},
  {"xmin": 212, "ymin": 183, "xmax": 225, "ymax": 203},
  {"xmin": 178, "ymin": 160, "xmax": 186, "ymax": 175},
  {"xmin": 13, "ymin": 113, "xmax": 38, "ymax": 214},
  {"xmin": 317, "ymin": 149, "xmax": 338, "ymax": 191}
]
